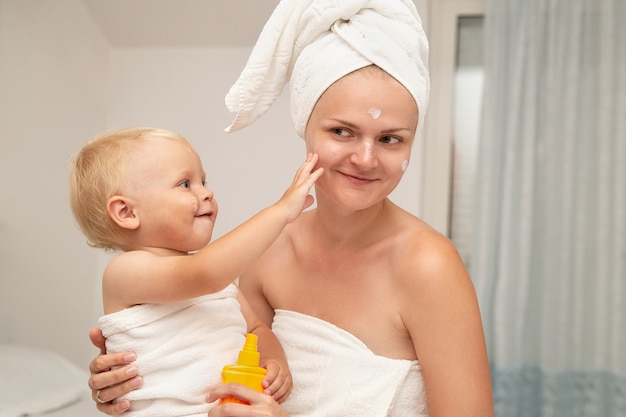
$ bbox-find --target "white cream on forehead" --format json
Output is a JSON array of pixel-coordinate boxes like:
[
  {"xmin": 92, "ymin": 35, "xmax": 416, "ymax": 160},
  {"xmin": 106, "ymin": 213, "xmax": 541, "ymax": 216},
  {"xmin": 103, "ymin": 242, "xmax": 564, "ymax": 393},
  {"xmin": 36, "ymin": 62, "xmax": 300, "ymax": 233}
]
[
  {"xmin": 402, "ymin": 160, "xmax": 409, "ymax": 172},
  {"xmin": 368, "ymin": 107, "xmax": 382, "ymax": 120}
]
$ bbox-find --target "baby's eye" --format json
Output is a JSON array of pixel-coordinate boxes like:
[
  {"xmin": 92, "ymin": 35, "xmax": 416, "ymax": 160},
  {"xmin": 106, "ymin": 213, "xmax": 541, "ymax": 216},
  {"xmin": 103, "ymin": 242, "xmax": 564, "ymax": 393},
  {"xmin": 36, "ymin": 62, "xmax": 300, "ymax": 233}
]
[
  {"xmin": 380, "ymin": 135, "xmax": 400, "ymax": 145},
  {"xmin": 178, "ymin": 180, "xmax": 191, "ymax": 189}
]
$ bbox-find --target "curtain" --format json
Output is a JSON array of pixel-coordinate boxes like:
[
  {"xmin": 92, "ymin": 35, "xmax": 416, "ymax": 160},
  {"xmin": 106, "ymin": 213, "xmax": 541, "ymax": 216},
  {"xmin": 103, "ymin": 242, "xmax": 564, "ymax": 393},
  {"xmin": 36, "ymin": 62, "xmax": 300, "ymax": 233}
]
[{"xmin": 472, "ymin": 0, "xmax": 626, "ymax": 416}]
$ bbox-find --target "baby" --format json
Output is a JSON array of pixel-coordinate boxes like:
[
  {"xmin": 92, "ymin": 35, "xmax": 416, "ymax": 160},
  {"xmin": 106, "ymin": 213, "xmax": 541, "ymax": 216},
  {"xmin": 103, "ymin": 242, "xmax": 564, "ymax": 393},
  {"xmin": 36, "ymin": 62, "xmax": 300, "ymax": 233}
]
[{"xmin": 69, "ymin": 127, "xmax": 322, "ymax": 417}]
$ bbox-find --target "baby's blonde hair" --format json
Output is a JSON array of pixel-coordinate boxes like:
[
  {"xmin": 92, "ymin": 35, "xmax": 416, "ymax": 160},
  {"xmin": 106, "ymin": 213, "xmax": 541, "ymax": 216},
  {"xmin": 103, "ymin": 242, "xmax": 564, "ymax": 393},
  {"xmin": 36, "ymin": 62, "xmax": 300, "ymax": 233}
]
[{"xmin": 69, "ymin": 127, "xmax": 186, "ymax": 251}]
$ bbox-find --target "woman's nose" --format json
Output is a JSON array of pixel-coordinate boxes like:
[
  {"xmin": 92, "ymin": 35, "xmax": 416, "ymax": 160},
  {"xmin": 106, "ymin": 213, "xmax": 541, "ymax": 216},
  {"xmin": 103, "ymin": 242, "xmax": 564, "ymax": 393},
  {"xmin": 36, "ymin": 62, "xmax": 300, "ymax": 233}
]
[{"xmin": 350, "ymin": 140, "xmax": 378, "ymax": 168}]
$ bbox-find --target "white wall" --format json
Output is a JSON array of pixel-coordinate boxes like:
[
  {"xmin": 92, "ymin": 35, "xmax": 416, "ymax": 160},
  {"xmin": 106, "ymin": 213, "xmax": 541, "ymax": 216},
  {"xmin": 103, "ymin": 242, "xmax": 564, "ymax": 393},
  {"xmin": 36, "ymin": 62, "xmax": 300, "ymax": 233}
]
[
  {"xmin": 0, "ymin": 0, "xmax": 110, "ymax": 367},
  {"xmin": 0, "ymin": 0, "xmax": 429, "ymax": 369},
  {"xmin": 104, "ymin": 47, "xmax": 306, "ymax": 240}
]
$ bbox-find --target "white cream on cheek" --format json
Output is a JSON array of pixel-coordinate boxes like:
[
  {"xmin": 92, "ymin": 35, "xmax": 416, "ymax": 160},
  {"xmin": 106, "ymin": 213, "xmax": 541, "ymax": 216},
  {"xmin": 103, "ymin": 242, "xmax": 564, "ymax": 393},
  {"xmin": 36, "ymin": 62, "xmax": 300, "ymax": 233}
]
[
  {"xmin": 191, "ymin": 196, "xmax": 199, "ymax": 212},
  {"xmin": 368, "ymin": 107, "xmax": 382, "ymax": 120},
  {"xmin": 402, "ymin": 160, "xmax": 409, "ymax": 172}
]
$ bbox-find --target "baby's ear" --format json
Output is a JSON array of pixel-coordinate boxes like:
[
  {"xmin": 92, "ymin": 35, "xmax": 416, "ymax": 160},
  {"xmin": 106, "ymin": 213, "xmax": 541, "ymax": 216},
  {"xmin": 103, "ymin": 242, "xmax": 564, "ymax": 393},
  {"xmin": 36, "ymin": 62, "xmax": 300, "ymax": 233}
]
[{"xmin": 107, "ymin": 196, "xmax": 140, "ymax": 230}]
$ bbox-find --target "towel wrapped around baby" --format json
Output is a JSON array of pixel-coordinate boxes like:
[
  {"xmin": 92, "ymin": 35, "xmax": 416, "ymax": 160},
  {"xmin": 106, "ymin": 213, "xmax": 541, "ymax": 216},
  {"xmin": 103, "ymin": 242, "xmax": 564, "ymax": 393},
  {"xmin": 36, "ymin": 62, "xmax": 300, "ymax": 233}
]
[{"xmin": 99, "ymin": 285, "xmax": 246, "ymax": 417}]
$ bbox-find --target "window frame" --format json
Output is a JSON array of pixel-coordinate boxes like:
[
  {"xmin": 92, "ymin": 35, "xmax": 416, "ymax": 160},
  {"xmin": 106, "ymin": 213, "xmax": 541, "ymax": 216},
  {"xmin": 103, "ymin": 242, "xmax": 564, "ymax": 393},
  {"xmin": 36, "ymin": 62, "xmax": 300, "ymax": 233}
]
[{"xmin": 421, "ymin": 0, "xmax": 485, "ymax": 235}]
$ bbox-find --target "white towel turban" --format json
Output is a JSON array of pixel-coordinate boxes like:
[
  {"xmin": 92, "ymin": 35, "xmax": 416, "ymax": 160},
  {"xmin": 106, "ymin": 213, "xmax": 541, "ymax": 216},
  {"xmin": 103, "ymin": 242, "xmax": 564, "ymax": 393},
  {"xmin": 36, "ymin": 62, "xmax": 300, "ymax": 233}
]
[{"xmin": 225, "ymin": 0, "xmax": 430, "ymax": 139}]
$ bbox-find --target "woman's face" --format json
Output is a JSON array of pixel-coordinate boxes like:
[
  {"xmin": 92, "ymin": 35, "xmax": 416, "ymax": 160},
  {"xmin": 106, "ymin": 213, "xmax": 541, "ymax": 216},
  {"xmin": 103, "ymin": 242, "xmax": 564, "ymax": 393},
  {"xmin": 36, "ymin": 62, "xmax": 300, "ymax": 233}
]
[{"xmin": 304, "ymin": 68, "xmax": 418, "ymax": 211}]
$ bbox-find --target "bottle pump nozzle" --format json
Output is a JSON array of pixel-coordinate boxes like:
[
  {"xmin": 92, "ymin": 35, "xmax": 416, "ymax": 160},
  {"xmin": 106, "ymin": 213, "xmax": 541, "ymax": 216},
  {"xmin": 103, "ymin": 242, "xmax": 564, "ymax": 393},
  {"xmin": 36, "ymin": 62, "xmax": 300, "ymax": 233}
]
[{"xmin": 237, "ymin": 333, "xmax": 261, "ymax": 366}]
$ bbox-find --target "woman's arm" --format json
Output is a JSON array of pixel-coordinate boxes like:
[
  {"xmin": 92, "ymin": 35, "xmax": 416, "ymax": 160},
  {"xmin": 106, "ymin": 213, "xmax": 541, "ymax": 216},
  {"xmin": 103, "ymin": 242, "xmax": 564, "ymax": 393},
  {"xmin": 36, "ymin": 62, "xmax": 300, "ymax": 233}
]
[
  {"xmin": 87, "ymin": 328, "xmax": 142, "ymax": 415},
  {"xmin": 399, "ymin": 231, "xmax": 494, "ymax": 417}
]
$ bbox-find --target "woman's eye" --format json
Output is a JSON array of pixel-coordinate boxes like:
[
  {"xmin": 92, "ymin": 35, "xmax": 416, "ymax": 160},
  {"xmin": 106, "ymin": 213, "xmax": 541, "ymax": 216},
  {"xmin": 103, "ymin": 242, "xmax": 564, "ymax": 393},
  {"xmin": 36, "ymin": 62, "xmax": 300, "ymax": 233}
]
[
  {"xmin": 380, "ymin": 135, "xmax": 400, "ymax": 145},
  {"xmin": 332, "ymin": 128, "xmax": 350, "ymax": 137}
]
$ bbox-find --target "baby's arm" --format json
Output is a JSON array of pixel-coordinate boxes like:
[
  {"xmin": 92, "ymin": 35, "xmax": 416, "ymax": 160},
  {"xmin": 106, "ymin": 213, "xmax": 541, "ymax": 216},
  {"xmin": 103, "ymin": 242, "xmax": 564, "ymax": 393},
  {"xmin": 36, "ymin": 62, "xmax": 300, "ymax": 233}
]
[
  {"xmin": 237, "ymin": 291, "xmax": 292, "ymax": 403},
  {"xmin": 104, "ymin": 154, "xmax": 322, "ymax": 309},
  {"xmin": 192, "ymin": 152, "xmax": 322, "ymax": 287}
]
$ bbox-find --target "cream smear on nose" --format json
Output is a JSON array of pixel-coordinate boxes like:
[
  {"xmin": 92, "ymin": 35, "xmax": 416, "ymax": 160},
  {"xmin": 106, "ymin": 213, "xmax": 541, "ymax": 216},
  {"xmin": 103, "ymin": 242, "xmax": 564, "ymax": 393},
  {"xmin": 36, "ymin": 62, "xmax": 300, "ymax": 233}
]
[{"xmin": 365, "ymin": 141, "xmax": 373, "ymax": 159}]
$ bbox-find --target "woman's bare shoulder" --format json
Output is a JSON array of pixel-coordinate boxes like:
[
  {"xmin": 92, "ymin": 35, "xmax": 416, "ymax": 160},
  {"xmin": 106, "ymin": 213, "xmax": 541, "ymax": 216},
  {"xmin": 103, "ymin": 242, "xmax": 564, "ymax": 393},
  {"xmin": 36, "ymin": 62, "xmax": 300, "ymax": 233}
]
[{"xmin": 390, "ymin": 207, "xmax": 468, "ymax": 286}]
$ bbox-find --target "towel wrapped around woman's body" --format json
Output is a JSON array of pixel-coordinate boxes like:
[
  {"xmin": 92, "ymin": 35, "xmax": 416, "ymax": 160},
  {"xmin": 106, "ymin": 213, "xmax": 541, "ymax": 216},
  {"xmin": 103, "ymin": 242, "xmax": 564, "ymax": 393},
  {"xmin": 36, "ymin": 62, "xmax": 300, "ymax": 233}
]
[{"xmin": 273, "ymin": 310, "xmax": 430, "ymax": 417}]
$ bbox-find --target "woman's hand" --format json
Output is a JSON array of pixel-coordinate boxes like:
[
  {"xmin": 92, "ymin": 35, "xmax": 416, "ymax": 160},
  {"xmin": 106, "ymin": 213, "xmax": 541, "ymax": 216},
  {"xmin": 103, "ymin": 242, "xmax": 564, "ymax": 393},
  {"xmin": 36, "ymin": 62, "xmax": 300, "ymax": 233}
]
[
  {"xmin": 207, "ymin": 383, "xmax": 290, "ymax": 417},
  {"xmin": 87, "ymin": 328, "xmax": 143, "ymax": 415}
]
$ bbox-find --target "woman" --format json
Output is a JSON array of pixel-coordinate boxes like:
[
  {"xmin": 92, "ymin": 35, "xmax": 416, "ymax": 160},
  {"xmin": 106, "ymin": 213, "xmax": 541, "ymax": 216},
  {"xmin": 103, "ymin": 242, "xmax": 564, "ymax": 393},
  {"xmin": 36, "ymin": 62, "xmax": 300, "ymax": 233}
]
[{"xmin": 88, "ymin": 1, "xmax": 493, "ymax": 416}]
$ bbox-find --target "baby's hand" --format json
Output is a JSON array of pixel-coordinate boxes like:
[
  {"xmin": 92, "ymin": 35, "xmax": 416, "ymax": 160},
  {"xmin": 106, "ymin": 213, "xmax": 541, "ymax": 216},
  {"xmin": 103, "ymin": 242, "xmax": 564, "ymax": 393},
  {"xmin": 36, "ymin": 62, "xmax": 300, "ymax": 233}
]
[
  {"xmin": 262, "ymin": 358, "xmax": 293, "ymax": 404},
  {"xmin": 278, "ymin": 153, "xmax": 323, "ymax": 223}
]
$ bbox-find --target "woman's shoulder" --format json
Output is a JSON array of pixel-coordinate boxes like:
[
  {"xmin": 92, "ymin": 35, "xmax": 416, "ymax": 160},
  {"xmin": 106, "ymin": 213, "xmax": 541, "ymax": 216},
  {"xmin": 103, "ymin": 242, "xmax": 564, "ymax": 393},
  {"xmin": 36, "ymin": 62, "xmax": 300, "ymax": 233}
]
[
  {"xmin": 387, "ymin": 201, "xmax": 449, "ymax": 246},
  {"xmin": 389, "ymin": 206, "xmax": 467, "ymax": 284}
]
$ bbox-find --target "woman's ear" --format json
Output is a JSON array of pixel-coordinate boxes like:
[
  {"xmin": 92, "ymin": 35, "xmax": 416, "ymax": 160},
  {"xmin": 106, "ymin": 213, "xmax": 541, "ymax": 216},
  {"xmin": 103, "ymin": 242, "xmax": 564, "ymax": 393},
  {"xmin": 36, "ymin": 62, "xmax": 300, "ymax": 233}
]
[{"xmin": 107, "ymin": 196, "xmax": 140, "ymax": 230}]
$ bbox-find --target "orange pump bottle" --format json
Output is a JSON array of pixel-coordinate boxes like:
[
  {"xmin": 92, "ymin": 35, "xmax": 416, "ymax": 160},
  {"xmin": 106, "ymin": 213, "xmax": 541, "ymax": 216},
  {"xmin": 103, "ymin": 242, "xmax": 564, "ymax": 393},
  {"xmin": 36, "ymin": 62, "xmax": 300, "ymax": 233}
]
[{"xmin": 220, "ymin": 333, "xmax": 267, "ymax": 404}]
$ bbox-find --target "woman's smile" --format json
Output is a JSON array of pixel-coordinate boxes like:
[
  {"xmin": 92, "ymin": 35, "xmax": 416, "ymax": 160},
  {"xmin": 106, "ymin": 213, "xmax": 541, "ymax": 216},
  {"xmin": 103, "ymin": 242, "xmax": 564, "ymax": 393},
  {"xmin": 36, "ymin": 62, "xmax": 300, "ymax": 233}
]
[{"xmin": 338, "ymin": 170, "xmax": 378, "ymax": 185}]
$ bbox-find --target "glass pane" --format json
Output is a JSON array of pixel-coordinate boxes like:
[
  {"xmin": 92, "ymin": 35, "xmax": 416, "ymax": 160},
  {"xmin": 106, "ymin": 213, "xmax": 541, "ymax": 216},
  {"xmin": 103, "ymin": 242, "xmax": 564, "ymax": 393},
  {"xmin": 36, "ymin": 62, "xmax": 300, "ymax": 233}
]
[{"xmin": 449, "ymin": 16, "xmax": 484, "ymax": 269}]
